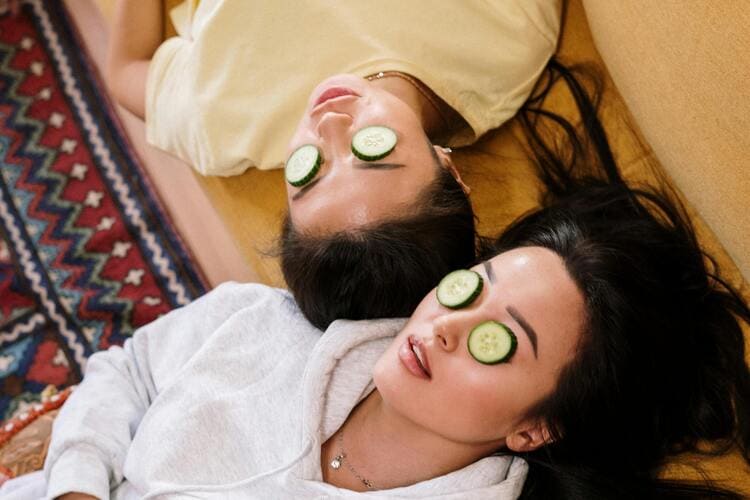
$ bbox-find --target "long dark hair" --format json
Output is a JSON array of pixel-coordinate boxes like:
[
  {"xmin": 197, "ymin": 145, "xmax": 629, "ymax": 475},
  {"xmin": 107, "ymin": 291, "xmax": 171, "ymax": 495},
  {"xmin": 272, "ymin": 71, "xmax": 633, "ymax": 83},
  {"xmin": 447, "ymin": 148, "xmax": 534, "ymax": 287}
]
[
  {"xmin": 492, "ymin": 59, "xmax": 750, "ymax": 498},
  {"xmin": 280, "ymin": 160, "xmax": 476, "ymax": 330}
]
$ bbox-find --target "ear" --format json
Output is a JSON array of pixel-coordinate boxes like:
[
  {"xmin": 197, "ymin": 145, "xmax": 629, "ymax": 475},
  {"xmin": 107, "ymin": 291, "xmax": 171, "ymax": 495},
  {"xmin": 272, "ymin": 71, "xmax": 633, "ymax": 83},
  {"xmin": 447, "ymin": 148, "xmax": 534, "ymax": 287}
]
[
  {"xmin": 505, "ymin": 421, "xmax": 553, "ymax": 453},
  {"xmin": 433, "ymin": 145, "xmax": 471, "ymax": 195}
]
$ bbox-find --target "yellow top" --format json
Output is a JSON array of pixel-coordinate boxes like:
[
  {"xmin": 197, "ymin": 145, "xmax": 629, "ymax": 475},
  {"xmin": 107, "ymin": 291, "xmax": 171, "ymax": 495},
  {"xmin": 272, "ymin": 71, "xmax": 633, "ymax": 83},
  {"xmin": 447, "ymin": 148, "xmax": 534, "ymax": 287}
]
[{"xmin": 146, "ymin": 0, "xmax": 561, "ymax": 176}]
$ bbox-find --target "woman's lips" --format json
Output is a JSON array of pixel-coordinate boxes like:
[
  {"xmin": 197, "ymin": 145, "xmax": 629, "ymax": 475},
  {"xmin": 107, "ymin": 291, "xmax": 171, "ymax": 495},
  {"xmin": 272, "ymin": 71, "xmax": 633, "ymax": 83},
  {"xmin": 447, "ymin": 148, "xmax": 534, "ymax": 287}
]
[
  {"xmin": 398, "ymin": 336, "xmax": 432, "ymax": 380},
  {"xmin": 314, "ymin": 87, "xmax": 359, "ymax": 108}
]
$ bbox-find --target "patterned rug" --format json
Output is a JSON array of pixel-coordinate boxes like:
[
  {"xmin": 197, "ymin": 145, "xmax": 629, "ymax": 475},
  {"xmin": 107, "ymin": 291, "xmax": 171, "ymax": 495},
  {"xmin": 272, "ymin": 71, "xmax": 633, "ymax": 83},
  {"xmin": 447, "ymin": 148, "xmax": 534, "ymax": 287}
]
[{"xmin": 0, "ymin": 0, "xmax": 208, "ymax": 421}]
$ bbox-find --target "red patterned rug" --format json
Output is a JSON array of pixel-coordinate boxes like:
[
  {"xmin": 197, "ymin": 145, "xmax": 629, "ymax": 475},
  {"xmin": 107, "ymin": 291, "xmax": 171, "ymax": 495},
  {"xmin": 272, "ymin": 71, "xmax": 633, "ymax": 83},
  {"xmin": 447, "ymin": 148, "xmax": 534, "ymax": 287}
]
[{"xmin": 0, "ymin": 1, "xmax": 208, "ymax": 421}]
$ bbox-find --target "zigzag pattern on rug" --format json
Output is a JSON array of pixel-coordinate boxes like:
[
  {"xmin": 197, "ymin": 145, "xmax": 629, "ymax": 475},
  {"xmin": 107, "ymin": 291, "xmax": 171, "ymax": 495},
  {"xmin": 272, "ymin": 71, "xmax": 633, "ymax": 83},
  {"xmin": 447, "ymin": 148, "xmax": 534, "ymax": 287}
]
[{"xmin": 0, "ymin": 0, "xmax": 207, "ymax": 422}]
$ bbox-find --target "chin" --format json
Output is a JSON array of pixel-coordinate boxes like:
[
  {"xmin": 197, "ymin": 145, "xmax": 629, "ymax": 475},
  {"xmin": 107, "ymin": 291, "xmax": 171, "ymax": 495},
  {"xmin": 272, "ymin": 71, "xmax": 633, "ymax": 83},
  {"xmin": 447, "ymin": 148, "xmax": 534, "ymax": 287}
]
[
  {"xmin": 315, "ymin": 73, "xmax": 364, "ymax": 87},
  {"xmin": 371, "ymin": 353, "xmax": 402, "ymax": 403},
  {"xmin": 371, "ymin": 355, "xmax": 388, "ymax": 389}
]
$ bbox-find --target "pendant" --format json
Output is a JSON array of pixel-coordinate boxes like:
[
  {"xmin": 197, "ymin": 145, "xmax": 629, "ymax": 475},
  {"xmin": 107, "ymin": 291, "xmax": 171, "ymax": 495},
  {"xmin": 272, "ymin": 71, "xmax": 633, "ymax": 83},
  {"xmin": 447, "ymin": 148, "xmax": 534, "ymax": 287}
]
[{"xmin": 330, "ymin": 454, "xmax": 344, "ymax": 469}]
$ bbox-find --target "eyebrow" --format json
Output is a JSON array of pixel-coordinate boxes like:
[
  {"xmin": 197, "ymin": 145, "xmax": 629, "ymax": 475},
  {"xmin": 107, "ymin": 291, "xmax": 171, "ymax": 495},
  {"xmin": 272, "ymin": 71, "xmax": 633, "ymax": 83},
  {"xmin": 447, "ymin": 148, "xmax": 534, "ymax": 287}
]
[
  {"xmin": 481, "ymin": 260, "xmax": 538, "ymax": 358},
  {"xmin": 291, "ymin": 175, "xmax": 325, "ymax": 201},
  {"xmin": 482, "ymin": 260, "xmax": 496, "ymax": 284},
  {"xmin": 353, "ymin": 162, "xmax": 406, "ymax": 170},
  {"xmin": 507, "ymin": 305, "xmax": 538, "ymax": 358}
]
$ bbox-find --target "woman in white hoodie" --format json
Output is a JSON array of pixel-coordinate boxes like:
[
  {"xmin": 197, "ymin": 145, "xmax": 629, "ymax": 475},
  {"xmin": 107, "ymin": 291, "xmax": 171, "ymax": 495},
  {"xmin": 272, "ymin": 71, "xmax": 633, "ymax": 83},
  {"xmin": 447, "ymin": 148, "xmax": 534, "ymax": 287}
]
[
  {"xmin": 4, "ymin": 62, "xmax": 749, "ymax": 500},
  {"xmin": 33, "ymin": 250, "xmax": 565, "ymax": 499}
]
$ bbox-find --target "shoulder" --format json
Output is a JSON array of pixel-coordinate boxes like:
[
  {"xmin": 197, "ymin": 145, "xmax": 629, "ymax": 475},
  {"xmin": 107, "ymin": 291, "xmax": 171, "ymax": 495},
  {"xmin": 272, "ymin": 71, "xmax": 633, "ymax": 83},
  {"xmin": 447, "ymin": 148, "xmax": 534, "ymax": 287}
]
[
  {"xmin": 209, "ymin": 281, "xmax": 292, "ymax": 300},
  {"xmin": 199, "ymin": 281, "xmax": 298, "ymax": 317}
]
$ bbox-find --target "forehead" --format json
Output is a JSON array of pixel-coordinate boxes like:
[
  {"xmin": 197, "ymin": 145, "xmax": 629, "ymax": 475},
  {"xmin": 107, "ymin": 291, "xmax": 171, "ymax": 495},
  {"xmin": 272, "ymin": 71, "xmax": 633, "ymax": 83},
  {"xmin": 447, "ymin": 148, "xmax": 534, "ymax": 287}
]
[{"xmin": 479, "ymin": 247, "xmax": 586, "ymax": 360}]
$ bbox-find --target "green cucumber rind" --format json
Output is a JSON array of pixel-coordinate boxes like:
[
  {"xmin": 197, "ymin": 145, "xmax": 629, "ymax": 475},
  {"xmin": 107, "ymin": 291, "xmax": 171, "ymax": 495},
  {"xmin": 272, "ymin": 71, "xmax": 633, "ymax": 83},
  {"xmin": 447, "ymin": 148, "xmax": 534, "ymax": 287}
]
[
  {"xmin": 351, "ymin": 126, "xmax": 397, "ymax": 161},
  {"xmin": 436, "ymin": 270, "xmax": 483, "ymax": 309},
  {"xmin": 285, "ymin": 145, "xmax": 322, "ymax": 187},
  {"xmin": 467, "ymin": 321, "xmax": 517, "ymax": 365}
]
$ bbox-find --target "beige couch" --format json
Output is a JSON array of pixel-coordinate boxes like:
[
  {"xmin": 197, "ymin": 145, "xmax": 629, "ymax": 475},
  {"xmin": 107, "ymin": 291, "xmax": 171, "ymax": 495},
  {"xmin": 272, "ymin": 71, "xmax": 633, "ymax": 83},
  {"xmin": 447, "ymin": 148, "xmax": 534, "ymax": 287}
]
[
  {"xmin": 583, "ymin": 0, "xmax": 750, "ymax": 284},
  {"xmin": 3, "ymin": 0, "xmax": 748, "ymax": 493},
  {"xmin": 154, "ymin": 0, "xmax": 750, "ymax": 492},
  {"xmin": 184, "ymin": 0, "xmax": 750, "ymax": 292}
]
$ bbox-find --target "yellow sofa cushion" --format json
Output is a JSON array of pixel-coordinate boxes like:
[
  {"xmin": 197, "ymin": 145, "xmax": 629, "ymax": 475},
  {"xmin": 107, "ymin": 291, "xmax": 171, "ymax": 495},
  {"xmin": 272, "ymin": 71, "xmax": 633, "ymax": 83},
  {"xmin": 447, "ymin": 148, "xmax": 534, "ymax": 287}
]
[{"xmin": 582, "ymin": 0, "xmax": 750, "ymax": 283}]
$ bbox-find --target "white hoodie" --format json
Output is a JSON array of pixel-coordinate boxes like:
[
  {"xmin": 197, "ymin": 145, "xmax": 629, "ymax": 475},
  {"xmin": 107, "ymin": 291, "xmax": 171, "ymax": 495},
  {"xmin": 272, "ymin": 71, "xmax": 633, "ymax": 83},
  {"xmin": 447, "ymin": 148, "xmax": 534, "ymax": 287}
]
[{"xmin": 14, "ymin": 282, "xmax": 527, "ymax": 498}]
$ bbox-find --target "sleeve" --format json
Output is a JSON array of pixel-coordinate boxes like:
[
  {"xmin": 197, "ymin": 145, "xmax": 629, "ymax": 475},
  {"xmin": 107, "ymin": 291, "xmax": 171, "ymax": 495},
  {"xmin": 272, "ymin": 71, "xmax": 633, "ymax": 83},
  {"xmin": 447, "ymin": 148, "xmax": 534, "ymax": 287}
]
[
  {"xmin": 429, "ymin": 0, "xmax": 562, "ymax": 147},
  {"xmin": 144, "ymin": 36, "xmax": 253, "ymax": 177},
  {"xmin": 144, "ymin": 36, "xmax": 214, "ymax": 175},
  {"xmin": 42, "ymin": 282, "xmax": 264, "ymax": 499},
  {"xmin": 144, "ymin": 0, "xmax": 225, "ymax": 175}
]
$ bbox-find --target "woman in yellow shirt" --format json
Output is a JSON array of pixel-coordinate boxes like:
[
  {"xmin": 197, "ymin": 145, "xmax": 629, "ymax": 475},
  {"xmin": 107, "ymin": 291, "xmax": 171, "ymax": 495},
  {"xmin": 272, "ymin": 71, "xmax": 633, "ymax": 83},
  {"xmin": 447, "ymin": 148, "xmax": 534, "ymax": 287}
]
[{"xmin": 106, "ymin": 0, "xmax": 561, "ymax": 328}]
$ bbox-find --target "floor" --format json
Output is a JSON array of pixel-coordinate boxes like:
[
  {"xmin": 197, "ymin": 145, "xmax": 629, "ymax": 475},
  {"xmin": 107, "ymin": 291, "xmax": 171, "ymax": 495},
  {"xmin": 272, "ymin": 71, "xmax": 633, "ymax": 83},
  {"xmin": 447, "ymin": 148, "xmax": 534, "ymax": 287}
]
[{"xmin": 62, "ymin": 0, "xmax": 258, "ymax": 287}]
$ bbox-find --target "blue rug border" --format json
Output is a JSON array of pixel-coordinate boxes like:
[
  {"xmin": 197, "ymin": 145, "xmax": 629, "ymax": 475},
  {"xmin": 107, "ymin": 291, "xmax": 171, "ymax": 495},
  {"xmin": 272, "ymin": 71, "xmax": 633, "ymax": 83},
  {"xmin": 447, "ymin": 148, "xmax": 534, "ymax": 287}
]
[{"xmin": 30, "ymin": 0, "xmax": 209, "ymax": 303}]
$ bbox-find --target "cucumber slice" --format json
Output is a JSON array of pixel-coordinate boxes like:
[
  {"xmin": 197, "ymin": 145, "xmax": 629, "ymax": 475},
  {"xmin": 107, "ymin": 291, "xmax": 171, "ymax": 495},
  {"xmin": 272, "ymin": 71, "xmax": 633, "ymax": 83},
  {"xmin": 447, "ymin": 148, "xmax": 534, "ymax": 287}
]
[
  {"xmin": 285, "ymin": 144, "xmax": 322, "ymax": 187},
  {"xmin": 468, "ymin": 321, "xmax": 517, "ymax": 364},
  {"xmin": 436, "ymin": 270, "xmax": 483, "ymax": 309},
  {"xmin": 351, "ymin": 126, "xmax": 397, "ymax": 161}
]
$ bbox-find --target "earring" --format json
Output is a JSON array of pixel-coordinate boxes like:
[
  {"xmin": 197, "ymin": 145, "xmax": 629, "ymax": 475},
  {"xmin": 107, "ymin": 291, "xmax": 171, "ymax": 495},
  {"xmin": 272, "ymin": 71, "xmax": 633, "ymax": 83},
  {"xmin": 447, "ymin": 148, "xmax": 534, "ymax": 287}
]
[
  {"xmin": 441, "ymin": 147, "xmax": 453, "ymax": 154},
  {"xmin": 443, "ymin": 160, "xmax": 471, "ymax": 196}
]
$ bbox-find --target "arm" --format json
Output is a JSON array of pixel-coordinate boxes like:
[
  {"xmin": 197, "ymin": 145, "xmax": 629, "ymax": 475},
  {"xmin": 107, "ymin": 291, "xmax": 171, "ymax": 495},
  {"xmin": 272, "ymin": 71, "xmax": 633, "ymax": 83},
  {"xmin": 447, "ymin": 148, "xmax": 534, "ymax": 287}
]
[
  {"xmin": 43, "ymin": 283, "xmax": 262, "ymax": 499},
  {"xmin": 105, "ymin": 0, "xmax": 163, "ymax": 119}
]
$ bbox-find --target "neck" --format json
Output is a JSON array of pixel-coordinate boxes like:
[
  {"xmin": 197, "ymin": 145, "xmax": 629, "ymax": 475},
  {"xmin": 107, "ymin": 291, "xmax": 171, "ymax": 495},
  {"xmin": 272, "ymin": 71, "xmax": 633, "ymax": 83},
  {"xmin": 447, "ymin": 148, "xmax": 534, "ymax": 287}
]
[
  {"xmin": 368, "ymin": 73, "xmax": 457, "ymax": 141},
  {"xmin": 321, "ymin": 390, "xmax": 503, "ymax": 492}
]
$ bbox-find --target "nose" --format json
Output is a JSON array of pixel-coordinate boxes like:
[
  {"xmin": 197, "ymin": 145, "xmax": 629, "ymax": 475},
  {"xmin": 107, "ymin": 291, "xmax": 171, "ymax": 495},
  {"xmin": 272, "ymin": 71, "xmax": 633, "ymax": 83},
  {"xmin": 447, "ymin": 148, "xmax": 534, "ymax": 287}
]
[
  {"xmin": 316, "ymin": 111, "xmax": 353, "ymax": 155},
  {"xmin": 432, "ymin": 311, "xmax": 475, "ymax": 353}
]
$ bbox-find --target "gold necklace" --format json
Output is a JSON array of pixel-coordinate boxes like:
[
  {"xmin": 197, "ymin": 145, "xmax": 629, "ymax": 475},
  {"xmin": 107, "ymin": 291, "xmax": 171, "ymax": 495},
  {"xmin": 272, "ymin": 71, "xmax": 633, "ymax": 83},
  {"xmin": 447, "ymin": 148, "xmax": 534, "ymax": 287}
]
[
  {"xmin": 365, "ymin": 70, "xmax": 452, "ymax": 129},
  {"xmin": 329, "ymin": 429, "xmax": 376, "ymax": 490}
]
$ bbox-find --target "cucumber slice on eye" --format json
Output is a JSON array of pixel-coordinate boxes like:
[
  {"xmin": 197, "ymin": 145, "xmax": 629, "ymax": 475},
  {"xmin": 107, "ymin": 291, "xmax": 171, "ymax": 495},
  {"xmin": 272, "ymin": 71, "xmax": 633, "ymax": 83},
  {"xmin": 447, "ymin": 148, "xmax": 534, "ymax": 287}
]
[
  {"xmin": 285, "ymin": 144, "xmax": 322, "ymax": 187},
  {"xmin": 468, "ymin": 321, "xmax": 517, "ymax": 365},
  {"xmin": 351, "ymin": 125, "xmax": 397, "ymax": 161},
  {"xmin": 436, "ymin": 270, "xmax": 483, "ymax": 309}
]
